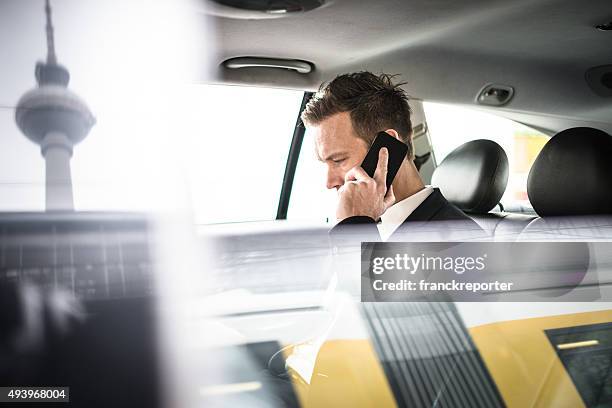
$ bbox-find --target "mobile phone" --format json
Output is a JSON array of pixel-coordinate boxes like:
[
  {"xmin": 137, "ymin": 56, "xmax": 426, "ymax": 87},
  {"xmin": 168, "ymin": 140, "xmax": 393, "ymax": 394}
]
[{"xmin": 361, "ymin": 131, "xmax": 408, "ymax": 189}]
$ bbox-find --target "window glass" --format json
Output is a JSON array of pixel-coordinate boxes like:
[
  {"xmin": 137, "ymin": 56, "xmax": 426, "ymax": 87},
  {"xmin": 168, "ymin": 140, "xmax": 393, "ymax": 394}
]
[
  {"xmin": 287, "ymin": 127, "xmax": 337, "ymax": 223},
  {"xmin": 547, "ymin": 323, "xmax": 612, "ymax": 408},
  {"xmin": 74, "ymin": 83, "xmax": 303, "ymax": 224},
  {"xmin": 72, "ymin": 84, "xmax": 303, "ymax": 224},
  {"xmin": 424, "ymin": 102, "xmax": 549, "ymax": 211},
  {"xmin": 0, "ymin": 2, "xmax": 304, "ymax": 224},
  {"xmin": 181, "ymin": 85, "xmax": 303, "ymax": 224},
  {"xmin": 2, "ymin": 78, "xmax": 302, "ymax": 222}
]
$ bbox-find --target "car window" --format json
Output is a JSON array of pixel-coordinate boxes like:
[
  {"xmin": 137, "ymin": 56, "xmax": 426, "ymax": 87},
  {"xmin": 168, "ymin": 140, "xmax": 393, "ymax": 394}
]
[
  {"xmin": 182, "ymin": 85, "xmax": 303, "ymax": 224},
  {"xmin": 286, "ymin": 101, "xmax": 550, "ymax": 221},
  {"xmin": 287, "ymin": 127, "xmax": 337, "ymax": 223},
  {"xmin": 76, "ymin": 84, "xmax": 303, "ymax": 224},
  {"xmin": 424, "ymin": 102, "xmax": 549, "ymax": 212},
  {"xmin": 0, "ymin": 2, "xmax": 304, "ymax": 224},
  {"xmin": 2, "ymin": 76, "xmax": 302, "ymax": 223}
]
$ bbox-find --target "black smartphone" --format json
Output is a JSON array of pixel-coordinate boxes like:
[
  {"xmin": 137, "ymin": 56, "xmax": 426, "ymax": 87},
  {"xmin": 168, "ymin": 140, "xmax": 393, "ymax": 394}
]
[{"xmin": 360, "ymin": 131, "xmax": 408, "ymax": 189}]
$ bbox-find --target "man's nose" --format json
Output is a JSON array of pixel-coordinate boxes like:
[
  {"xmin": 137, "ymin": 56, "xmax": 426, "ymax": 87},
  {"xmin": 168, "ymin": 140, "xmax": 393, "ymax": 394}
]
[{"xmin": 326, "ymin": 167, "xmax": 344, "ymax": 190}]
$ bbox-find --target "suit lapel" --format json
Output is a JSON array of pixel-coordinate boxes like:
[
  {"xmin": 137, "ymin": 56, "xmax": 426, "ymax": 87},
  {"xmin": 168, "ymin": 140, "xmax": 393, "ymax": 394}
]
[{"xmin": 403, "ymin": 188, "xmax": 447, "ymax": 222}]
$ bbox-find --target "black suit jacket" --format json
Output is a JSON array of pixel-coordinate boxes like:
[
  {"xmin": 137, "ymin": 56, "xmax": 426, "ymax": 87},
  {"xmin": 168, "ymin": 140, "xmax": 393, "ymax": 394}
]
[{"xmin": 329, "ymin": 188, "xmax": 480, "ymax": 243}]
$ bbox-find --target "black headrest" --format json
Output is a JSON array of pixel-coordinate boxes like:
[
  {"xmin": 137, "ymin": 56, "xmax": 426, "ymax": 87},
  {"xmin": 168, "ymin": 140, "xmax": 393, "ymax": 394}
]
[
  {"xmin": 432, "ymin": 139, "xmax": 508, "ymax": 214},
  {"xmin": 527, "ymin": 127, "xmax": 612, "ymax": 216}
]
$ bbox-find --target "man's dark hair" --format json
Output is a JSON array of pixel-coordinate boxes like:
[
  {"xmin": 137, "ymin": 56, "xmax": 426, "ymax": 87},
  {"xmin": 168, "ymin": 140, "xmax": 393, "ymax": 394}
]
[{"xmin": 301, "ymin": 71, "xmax": 413, "ymax": 157}]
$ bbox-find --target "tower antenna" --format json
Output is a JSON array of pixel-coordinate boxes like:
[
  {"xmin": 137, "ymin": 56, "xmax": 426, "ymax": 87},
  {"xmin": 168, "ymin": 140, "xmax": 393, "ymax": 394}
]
[{"xmin": 45, "ymin": 0, "xmax": 57, "ymax": 64}]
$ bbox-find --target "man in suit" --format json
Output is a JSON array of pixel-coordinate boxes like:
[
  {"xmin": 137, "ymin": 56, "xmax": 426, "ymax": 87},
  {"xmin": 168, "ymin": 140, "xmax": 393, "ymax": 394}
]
[
  {"xmin": 291, "ymin": 73, "xmax": 484, "ymax": 392},
  {"xmin": 301, "ymin": 71, "xmax": 476, "ymax": 242}
]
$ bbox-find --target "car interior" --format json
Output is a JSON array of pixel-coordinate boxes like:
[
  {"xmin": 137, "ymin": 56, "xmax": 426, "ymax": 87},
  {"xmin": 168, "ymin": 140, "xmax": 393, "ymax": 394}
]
[{"xmin": 1, "ymin": 0, "xmax": 612, "ymax": 407}]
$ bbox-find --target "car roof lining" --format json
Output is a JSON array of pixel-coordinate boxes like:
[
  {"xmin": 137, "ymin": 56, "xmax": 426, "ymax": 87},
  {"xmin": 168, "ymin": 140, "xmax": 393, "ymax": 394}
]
[{"xmin": 203, "ymin": 0, "xmax": 612, "ymax": 134}]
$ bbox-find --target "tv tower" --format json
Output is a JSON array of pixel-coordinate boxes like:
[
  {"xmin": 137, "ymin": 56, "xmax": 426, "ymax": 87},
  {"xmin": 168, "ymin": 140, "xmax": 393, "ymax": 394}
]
[{"xmin": 15, "ymin": 0, "xmax": 95, "ymax": 211}]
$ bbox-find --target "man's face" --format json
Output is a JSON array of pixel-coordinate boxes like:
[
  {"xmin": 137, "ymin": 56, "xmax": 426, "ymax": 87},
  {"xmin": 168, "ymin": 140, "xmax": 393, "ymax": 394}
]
[{"xmin": 311, "ymin": 111, "xmax": 369, "ymax": 191}]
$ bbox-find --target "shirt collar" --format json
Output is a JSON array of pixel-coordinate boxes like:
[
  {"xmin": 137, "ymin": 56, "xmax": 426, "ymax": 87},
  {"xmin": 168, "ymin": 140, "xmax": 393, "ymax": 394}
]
[{"xmin": 377, "ymin": 186, "xmax": 434, "ymax": 241}]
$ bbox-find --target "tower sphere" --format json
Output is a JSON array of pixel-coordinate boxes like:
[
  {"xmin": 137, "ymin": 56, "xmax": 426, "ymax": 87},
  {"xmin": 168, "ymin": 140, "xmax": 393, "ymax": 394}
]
[{"xmin": 15, "ymin": 62, "xmax": 96, "ymax": 146}]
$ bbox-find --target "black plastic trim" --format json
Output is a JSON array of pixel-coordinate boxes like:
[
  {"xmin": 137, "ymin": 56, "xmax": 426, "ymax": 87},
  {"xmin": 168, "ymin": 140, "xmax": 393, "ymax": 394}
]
[{"xmin": 276, "ymin": 92, "xmax": 313, "ymax": 220}]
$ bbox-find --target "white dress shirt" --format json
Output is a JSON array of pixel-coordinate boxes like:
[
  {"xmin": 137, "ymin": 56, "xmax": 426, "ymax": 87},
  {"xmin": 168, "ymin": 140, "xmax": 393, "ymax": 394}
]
[{"xmin": 377, "ymin": 186, "xmax": 434, "ymax": 241}]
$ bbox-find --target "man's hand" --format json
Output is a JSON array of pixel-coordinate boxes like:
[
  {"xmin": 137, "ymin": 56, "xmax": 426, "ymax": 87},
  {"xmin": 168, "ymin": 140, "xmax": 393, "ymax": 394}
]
[{"xmin": 336, "ymin": 148, "xmax": 396, "ymax": 222}]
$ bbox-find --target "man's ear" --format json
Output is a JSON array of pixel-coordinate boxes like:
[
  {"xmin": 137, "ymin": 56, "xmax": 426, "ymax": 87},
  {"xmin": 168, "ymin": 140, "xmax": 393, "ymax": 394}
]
[{"xmin": 383, "ymin": 129, "xmax": 401, "ymax": 140}]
